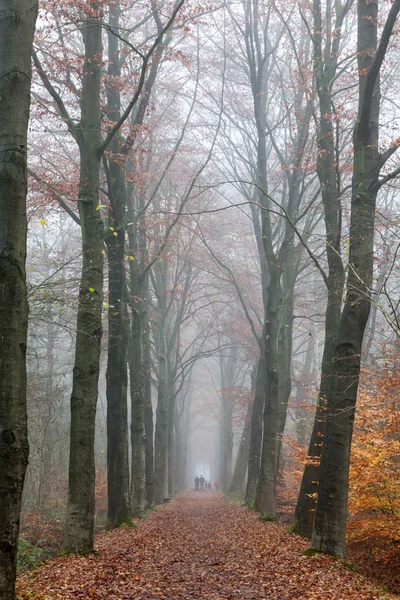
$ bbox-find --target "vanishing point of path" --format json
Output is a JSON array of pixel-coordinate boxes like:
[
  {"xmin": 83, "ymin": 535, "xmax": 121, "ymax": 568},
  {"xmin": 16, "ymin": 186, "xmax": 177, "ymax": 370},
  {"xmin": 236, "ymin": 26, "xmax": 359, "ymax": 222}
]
[{"xmin": 18, "ymin": 493, "xmax": 397, "ymax": 600}]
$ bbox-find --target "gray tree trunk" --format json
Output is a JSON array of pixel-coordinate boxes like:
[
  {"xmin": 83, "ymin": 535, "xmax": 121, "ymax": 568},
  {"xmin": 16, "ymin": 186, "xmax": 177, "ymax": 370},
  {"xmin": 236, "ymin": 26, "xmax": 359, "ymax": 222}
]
[
  {"xmin": 293, "ymin": 0, "xmax": 346, "ymax": 538},
  {"xmin": 246, "ymin": 351, "xmax": 264, "ymax": 504},
  {"xmin": 167, "ymin": 390, "xmax": 176, "ymax": 497},
  {"xmin": 0, "ymin": 1, "xmax": 37, "ymax": 597},
  {"xmin": 174, "ymin": 396, "xmax": 184, "ymax": 492},
  {"xmin": 64, "ymin": 12, "xmax": 104, "ymax": 553},
  {"xmin": 254, "ymin": 269, "xmax": 281, "ymax": 516},
  {"xmin": 129, "ymin": 306, "xmax": 146, "ymax": 516},
  {"xmin": 312, "ymin": 0, "xmax": 400, "ymax": 556},
  {"xmin": 229, "ymin": 369, "xmax": 255, "ymax": 493},
  {"xmin": 293, "ymin": 331, "xmax": 316, "ymax": 448},
  {"xmin": 182, "ymin": 389, "xmax": 193, "ymax": 489},
  {"xmin": 154, "ymin": 306, "xmax": 169, "ymax": 503},
  {"xmin": 105, "ymin": 0, "xmax": 130, "ymax": 528},
  {"xmin": 143, "ymin": 308, "xmax": 154, "ymax": 507},
  {"xmin": 126, "ymin": 201, "xmax": 146, "ymax": 516},
  {"xmin": 219, "ymin": 345, "xmax": 237, "ymax": 492},
  {"xmin": 275, "ymin": 264, "xmax": 296, "ymax": 474}
]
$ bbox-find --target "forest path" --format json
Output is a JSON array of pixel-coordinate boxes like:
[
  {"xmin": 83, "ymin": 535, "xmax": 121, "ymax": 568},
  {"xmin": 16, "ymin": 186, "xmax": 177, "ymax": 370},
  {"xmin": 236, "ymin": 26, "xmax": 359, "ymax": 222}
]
[{"xmin": 17, "ymin": 492, "xmax": 396, "ymax": 600}]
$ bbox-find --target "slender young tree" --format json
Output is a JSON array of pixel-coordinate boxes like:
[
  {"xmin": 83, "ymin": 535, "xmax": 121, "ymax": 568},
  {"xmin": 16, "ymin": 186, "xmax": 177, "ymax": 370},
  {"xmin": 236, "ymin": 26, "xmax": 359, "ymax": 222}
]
[{"xmin": 0, "ymin": 0, "xmax": 38, "ymax": 596}]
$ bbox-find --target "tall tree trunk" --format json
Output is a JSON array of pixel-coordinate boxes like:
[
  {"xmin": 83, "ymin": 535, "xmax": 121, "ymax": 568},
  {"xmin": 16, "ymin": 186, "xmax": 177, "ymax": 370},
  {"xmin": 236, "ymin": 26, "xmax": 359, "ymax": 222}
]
[
  {"xmin": 143, "ymin": 308, "xmax": 154, "ymax": 507},
  {"xmin": 255, "ymin": 269, "xmax": 281, "ymax": 516},
  {"xmin": 312, "ymin": 0, "xmax": 400, "ymax": 556},
  {"xmin": 105, "ymin": 0, "xmax": 130, "ymax": 528},
  {"xmin": 229, "ymin": 371, "xmax": 255, "ymax": 493},
  {"xmin": 293, "ymin": 283, "xmax": 343, "ymax": 536},
  {"xmin": 130, "ymin": 306, "xmax": 146, "ymax": 516},
  {"xmin": 246, "ymin": 350, "xmax": 264, "ymax": 504},
  {"xmin": 167, "ymin": 391, "xmax": 175, "ymax": 497},
  {"xmin": 182, "ymin": 388, "xmax": 193, "ymax": 490},
  {"xmin": 174, "ymin": 396, "xmax": 184, "ymax": 492},
  {"xmin": 251, "ymin": 43, "xmax": 285, "ymax": 514},
  {"xmin": 293, "ymin": 0, "xmax": 346, "ymax": 538},
  {"xmin": 154, "ymin": 310, "xmax": 169, "ymax": 503},
  {"xmin": 219, "ymin": 346, "xmax": 236, "ymax": 492},
  {"xmin": 0, "ymin": 1, "xmax": 37, "ymax": 596},
  {"xmin": 126, "ymin": 172, "xmax": 147, "ymax": 516},
  {"xmin": 174, "ymin": 385, "xmax": 193, "ymax": 492},
  {"xmin": 293, "ymin": 330, "xmax": 315, "ymax": 448},
  {"xmin": 105, "ymin": 0, "xmax": 174, "ymax": 520},
  {"xmin": 106, "ymin": 195, "xmax": 130, "ymax": 527},
  {"xmin": 276, "ymin": 268, "xmax": 295, "ymax": 474},
  {"xmin": 219, "ymin": 393, "xmax": 233, "ymax": 492},
  {"xmin": 64, "ymin": 13, "xmax": 104, "ymax": 553}
]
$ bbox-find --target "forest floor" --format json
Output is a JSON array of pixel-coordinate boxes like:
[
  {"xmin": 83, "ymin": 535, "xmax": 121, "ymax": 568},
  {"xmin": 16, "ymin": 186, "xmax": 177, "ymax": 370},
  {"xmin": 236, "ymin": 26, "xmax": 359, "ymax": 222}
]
[{"xmin": 17, "ymin": 492, "xmax": 397, "ymax": 600}]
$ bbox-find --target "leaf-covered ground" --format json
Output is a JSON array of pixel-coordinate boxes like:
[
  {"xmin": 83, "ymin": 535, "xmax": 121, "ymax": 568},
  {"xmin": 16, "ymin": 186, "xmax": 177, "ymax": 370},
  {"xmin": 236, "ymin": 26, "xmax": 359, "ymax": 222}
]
[{"xmin": 17, "ymin": 493, "xmax": 398, "ymax": 599}]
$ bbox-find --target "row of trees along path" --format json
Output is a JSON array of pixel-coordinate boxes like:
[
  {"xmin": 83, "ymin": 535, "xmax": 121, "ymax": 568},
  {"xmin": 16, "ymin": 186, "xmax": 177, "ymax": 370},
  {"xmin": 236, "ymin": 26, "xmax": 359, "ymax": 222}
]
[{"xmin": 17, "ymin": 493, "xmax": 396, "ymax": 600}]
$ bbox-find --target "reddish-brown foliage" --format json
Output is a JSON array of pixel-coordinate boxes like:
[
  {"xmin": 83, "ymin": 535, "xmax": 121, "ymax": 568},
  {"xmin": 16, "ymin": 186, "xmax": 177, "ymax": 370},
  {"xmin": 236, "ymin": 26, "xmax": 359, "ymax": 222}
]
[
  {"xmin": 349, "ymin": 368, "xmax": 400, "ymax": 545},
  {"xmin": 17, "ymin": 493, "xmax": 395, "ymax": 599},
  {"xmin": 277, "ymin": 362, "xmax": 400, "ymax": 595},
  {"xmin": 346, "ymin": 365, "xmax": 400, "ymax": 594}
]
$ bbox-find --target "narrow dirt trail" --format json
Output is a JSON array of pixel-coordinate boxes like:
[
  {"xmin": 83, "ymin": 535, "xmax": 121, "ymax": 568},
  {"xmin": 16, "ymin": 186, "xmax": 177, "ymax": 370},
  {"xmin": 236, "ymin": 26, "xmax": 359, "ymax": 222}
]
[{"xmin": 18, "ymin": 493, "xmax": 396, "ymax": 599}]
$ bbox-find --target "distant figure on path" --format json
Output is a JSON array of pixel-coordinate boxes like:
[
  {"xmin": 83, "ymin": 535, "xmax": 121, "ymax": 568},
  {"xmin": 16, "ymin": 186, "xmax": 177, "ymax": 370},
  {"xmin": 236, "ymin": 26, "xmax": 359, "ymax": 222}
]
[
  {"xmin": 214, "ymin": 480, "xmax": 219, "ymax": 491},
  {"xmin": 195, "ymin": 476, "xmax": 199, "ymax": 491},
  {"xmin": 199, "ymin": 475, "xmax": 205, "ymax": 491},
  {"xmin": 208, "ymin": 481, "xmax": 212, "ymax": 491}
]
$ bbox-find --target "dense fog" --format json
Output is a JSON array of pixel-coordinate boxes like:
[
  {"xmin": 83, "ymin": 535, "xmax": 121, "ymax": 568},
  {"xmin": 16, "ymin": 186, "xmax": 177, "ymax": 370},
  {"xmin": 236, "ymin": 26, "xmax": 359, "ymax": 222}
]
[{"xmin": 2, "ymin": 0, "xmax": 400, "ymax": 597}]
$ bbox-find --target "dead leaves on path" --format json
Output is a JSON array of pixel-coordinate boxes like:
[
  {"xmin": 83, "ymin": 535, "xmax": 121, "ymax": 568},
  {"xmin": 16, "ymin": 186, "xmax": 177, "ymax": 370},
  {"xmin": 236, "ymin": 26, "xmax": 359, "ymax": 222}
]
[{"xmin": 17, "ymin": 494, "xmax": 396, "ymax": 600}]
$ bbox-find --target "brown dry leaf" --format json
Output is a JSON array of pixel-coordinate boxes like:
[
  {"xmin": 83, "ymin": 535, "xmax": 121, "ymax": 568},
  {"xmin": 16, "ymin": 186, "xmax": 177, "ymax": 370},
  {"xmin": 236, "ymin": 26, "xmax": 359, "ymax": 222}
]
[{"xmin": 17, "ymin": 493, "xmax": 398, "ymax": 600}]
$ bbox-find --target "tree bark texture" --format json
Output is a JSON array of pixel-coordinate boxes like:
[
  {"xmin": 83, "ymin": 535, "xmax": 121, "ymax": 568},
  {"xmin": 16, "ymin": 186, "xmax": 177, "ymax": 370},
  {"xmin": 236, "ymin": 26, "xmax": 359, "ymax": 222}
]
[
  {"xmin": 130, "ymin": 306, "xmax": 146, "ymax": 516},
  {"xmin": 230, "ymin": 370, "xmax": 255, "ymax": 493},
  {"xmin": 143, "ymin": 310, "xmax": 154, "ymax": 507},
  {"xmin": 246, "ymin": 351, "xmax": 264, "ymax": 504},
  {"xmin": 154, "ymin": 305, "xmax": 169, "ymax": 503},
  {"xmin": 255, "ymin": 269, "xmax": 281, "ymax": 516},
  {"xmin": 0, "ymin": 1, "xmax": 37, "ymax": 596},
  {"xmin": 105, "ymin": 0, "xmax": 130, "ymax": 528},
  {"xmin": 312, "ymin": 0, "xmax": 400, "ymax": 556},
  {"xmin": 181, "ymin": 388, "xmax": 193, "ymax": 490},
  {"xmin": 167, "ymin": 390, "xmax": 176, "ymax": 498},
  {"xmin": 125, "ymin": 179, "xmax": 147, "ymax": 515},
  {"xmin": 126, "ymin": 230, "xmax": 148, "ymax": 512},
  {"xmin": 275, "ymin": 265, "xmax": 295, "ymax": 474},
  {"xmin": 294, "ymin": 283, "xmax": 343, "ymax": 537},
  {"xmin": 293, "ymin": 331, "xmax": 315, "ymax": 449},
  {"xmin": 219, "ymin": 347, "xmax": 236, "ymax": 492},
  {"xmin": 64, "ymin": 13, "xmax": 104, "ymax": 553},
  {"xmin": 174, "ymin": 397, "xmax": 184, "ymax": 492},
  {"xmin": 293, "ymin": 0, "xmax": 346, "ymax": 538}
]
